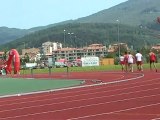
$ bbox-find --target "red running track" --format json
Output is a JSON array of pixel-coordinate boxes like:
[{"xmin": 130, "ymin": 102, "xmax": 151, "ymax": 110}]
[{"xmin": 0, "ymin": 71, "xmax": 160, "ymax": 120}]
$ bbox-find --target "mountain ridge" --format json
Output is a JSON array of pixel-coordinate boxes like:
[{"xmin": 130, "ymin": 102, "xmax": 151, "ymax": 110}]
[
  {"xmin": 0, "ymin": 0, "xmax": 160, "ymax": 50},
  {"xmin": 75, "ymin": 0, "xmax": 160, "ymax": 26}
]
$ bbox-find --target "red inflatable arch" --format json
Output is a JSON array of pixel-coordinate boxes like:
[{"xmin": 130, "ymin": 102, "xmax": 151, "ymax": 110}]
[{"xmin": 5, "ymin": 49, "xmax": 20, "ymax": 74}]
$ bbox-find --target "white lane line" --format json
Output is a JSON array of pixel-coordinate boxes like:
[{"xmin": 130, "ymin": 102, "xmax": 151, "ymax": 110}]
[
  {"xmin": 0, "ymin": 86, "xmax": 159, "ymax": 113},
  {"xmin": 0, "ymin": 73, "xmax": 144, "ymax": 104},
  {"xmin": 151, "ymin": 118, "xmax": 160, "ymax": 120},
  {"xmin": 0, "ymin": 72, "xmax": 144, "ymax": 99},
  {"xmin": 67, "ymin": 102, "xmax": 160, "ymax": 120},
  {"xmin": 0, "ymin": 77, "xmax": 159, "ymax": 108},
  {"xmin": 1, "ymin": 93, "xmax": 160, "ymax": 119}
]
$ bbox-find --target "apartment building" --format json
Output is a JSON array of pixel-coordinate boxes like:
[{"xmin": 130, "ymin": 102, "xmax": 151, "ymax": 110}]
[
  {"xmin": 108, "ymin": 43, "xmax": 129, "ymax": 52},
  {"xmin": 21, "ymin": 48, "xmax": 40, "ymax": 61},
  {"xmin": 42, "ymin": 41, "xmax": 62, "ymax": 55},
  {"xmin": 151, "ymin": 44, "xmax": 160, "ymax": 51},
  {"xmin": 52, "ymin": 44, "xmax": 107, "ymax": 61},
  {"xmin": 20, "ymin": 42, "xmax": 130, "ymax": 63}
]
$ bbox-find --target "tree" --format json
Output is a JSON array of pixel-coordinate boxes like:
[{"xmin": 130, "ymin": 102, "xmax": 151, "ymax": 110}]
[
  {"xmin": 24, "ymin": 53, "xmax": 30, "ymax": 63},
  {"xmin": 2, "ymin": 49, "xmax": 8, "ymax": 60}
]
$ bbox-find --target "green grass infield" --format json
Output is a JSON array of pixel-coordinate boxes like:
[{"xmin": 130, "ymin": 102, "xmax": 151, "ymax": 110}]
[{"xmin": 0, "ymin": 78, "xmax": 82, "ymax": 96}]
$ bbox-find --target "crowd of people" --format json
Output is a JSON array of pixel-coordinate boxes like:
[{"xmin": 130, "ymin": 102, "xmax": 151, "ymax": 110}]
[{"xmin": 119, "ymin": 50, "xmax": 158, "ymax": 72}]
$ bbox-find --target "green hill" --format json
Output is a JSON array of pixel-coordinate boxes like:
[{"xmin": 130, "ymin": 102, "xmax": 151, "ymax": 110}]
[
  {"xmin": 1, "ymin": 0, "xmax": 160, "ymax": 52},
  {"xmin": 76, "ymin": 0, "xmax": 160, "ymax": 26},
  {"xmin": 0, "ymin": 27, "xmax": 29, "ymax": 44},
  {"xmin": 0, "ymin": 23, "xmax": 159, "ymax": 53}
]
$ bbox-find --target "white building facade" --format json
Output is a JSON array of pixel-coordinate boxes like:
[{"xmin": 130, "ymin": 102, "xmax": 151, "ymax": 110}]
[{"xmin": 42, "ymin": 41, "xmax": 62, "ymax": 55}]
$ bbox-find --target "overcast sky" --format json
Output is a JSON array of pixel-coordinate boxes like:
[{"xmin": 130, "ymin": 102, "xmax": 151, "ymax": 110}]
[{"xmin": 0, "ymin": 0, "xmax": 128, "ymax": 29}]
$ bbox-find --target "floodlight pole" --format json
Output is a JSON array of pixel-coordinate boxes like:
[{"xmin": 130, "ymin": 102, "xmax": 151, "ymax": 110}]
[
  {"xmin": 63, "ymin": 30, "xmax": 66, "ymax": 47},
  {"xmin": 116, "ymin": 19, "xmax": 120, "ymax": 57}
]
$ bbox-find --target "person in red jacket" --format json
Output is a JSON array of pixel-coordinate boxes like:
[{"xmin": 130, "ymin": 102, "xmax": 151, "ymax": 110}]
[{"xmin": 149, "ymin": 50, "xmax": 157, "ymax": 72}]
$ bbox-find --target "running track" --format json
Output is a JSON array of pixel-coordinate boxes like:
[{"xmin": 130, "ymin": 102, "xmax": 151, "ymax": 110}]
[{"xmin": 0, "ymin": 71, "xmax": 160, "ymax": 120}]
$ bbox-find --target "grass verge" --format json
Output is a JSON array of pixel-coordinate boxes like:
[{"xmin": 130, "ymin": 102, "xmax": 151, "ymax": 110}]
[{"xmin": 0, "ymin": 78, "xmax": 82, "ymax": 96}]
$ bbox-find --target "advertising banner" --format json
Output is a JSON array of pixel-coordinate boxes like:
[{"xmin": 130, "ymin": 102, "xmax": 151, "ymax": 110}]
[
  {"xmin": 81, "ymin": 57, "xmax": 99, "ymax": 67},
  {"xmin": 25, "ymin": 63, "xmax": 37, "ymax": 68}
]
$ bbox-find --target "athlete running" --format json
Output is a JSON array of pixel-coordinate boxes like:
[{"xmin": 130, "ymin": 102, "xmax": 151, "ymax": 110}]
[
  {"xmin": 149, "ymin": 50, "xmax": 157, "ymax": 72},
  {"xmin": 135, "ymin": 50, "xmax": 143, "ymax": 71}
]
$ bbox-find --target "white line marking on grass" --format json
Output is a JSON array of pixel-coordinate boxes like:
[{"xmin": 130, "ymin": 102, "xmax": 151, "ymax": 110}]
[
  {"xmin": 0, "ymin": 78, "xmax": 159, "ymax": 109},
  {"xmin": 0, "ymin": 72, "xmax": 144, "ymax": 99},
  {"xmin": 1, "ymin": 78, "xmax": 157, "ymax": 107},
  {"xmin": 32, "ymin": 73, "xmax": 144, "ymax": 94}
]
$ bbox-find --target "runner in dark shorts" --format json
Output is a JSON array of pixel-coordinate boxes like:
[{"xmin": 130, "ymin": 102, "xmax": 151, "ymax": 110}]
[
  {"xmin": 149, "ymin": 51, "xmax": 157, "ymax": 72},
  {"xmin": 135, "ymin": 51, "xmax": 143, "ymax": 71}
]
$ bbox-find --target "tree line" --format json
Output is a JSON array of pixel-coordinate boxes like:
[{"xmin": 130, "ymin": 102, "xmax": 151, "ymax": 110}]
[{"xmin": 0, "ymin": 23, "xmax": 159, "ymax": 54}]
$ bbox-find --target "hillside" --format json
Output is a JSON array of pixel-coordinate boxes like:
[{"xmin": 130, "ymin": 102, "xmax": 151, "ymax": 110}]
[
  {"xmin": 0, "ymin": 23, "xmax": 159, "ymax": 53},
  {"xmin": 0, "ymin": 26, "xmax": 48, "ymax": 45},
  {"xmin": 0, "ymin": 27, "xmax": 30, "ymax": 44},
  {"xmin": 0, "ymin": 0, "xmax": 160, "ymax": 52},
  {"xmin": 0, "ymin": 19, "xmax": 74, "ymax": 45},
  {"xmin": 76, "ymin": 0, "xmax": 160, "ymax": 26}
]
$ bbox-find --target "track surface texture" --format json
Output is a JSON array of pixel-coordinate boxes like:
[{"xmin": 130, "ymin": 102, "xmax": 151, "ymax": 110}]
[{"xmin": 0, "ymin": 70, "xmax": 160, "ymax": 120}]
